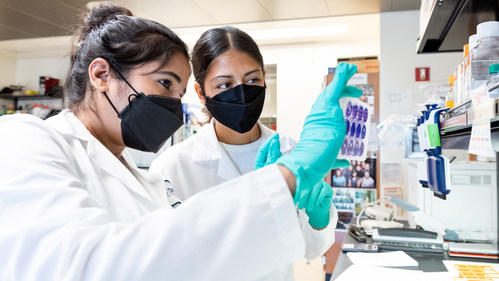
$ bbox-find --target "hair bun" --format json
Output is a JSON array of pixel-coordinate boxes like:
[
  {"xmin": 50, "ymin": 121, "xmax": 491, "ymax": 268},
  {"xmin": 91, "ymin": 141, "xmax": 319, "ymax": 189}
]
[{"xmin": 77, "ymin": 3, "xmax": 132, "ymax": 43}]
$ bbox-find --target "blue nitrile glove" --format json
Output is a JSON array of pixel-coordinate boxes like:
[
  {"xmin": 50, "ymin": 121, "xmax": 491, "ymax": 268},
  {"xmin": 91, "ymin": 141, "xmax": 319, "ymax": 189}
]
[
  {"xmin": 255, "ymin": 133, "xmax": 281, "ymax": 170},
  {"xmin": 305, "ymin": 181, "xmax": 333, "ymax": 229},
  {"xmin": 275, "ymin": 63, "xmax": 362, "ymax": 208}
]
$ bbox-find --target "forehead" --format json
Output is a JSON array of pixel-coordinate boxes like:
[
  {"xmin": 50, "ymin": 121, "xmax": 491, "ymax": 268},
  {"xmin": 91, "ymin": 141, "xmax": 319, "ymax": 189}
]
[
  {"xmin": 206, "ymin": 49, "xmax": 261, "ymax": 75},
  {"xmin": 133, "ymin": 53, "xmax": 191, "ymax": 78}
]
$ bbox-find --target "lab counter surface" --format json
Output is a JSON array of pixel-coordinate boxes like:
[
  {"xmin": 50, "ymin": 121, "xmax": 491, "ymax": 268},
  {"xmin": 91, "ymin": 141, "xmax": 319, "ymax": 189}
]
[{"xmin": 331, "ymin": 229, "xmax": 499, "ymax": 280}]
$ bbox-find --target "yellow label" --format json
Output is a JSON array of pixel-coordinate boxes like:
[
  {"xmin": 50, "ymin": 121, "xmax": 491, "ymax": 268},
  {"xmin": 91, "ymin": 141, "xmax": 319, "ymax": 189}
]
[{"xmin": 446, "ymin": 101, "xmax": 454, "ymax": 108}]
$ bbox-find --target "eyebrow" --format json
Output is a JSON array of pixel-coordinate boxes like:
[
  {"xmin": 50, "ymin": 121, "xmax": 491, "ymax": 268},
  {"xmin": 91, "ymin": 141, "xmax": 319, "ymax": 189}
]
[
  {"xmin": 211, "ymin": 69, "xmax": 261, "ymax": 82},
  {"xmin": 155, "ymin": 71, "xmax": 182, "ymax": 83}
]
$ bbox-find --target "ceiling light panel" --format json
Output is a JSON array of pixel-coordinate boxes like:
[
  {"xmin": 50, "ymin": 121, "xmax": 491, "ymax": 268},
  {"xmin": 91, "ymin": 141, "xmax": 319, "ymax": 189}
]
[
  {"xmin": 192, "ymin": 0, "xmax": 272, "ymax": 23},
  {"xmin": 257, "ymin": 0, "xmax": 329, "ymax": 20},
  {"xmin": 325, "ymin": 0, "xmax": 382, "ymax": 16},
  {"xmin": 121, "ymin": 0, "xmax": 217, "ymax": 27}
]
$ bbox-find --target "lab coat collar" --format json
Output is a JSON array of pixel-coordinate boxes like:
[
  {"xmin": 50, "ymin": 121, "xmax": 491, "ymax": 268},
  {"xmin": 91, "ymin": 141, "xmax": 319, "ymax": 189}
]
[
  {"xmin": 46, "ymin": 110, "xmax": 94, "ymax": 142},
  {"xmin": 48, "ymin": 110, "xmax": 156, "ymax": 201},
  {"xmin": 192, "ymin": 119, "xmax": 292, "ymax": 180}
]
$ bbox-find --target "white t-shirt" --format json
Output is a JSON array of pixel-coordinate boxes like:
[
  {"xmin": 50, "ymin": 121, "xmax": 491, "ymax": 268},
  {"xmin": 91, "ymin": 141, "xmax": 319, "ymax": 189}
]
[{"xmin": 219, "ymin": 137, "xmax": 264, "ymax": 175}]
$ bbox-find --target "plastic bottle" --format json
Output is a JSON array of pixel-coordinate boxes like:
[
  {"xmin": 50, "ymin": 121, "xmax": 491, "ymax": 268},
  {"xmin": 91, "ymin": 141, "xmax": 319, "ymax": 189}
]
[
  {"xmin": 470, "ymin": 21, "xmax": 499, "ymax": 96},
  {"xmin": 6, "ymin": 104, "xmax": 15, "ymax": 115},
  {"xmin": 445, "ymin": 75, "xmax": 455, "ymax": 108},
  {"xmin": 488, "ymin": 64, "xmax": 499, "ymax": 98},
  {"xmin": 31, "ymin": 104, "xmax": 41, "ymax": 117},
  {"xmin": 463, "ymin": 34, "xmax": 478, "ymax": 101},
  {"xmin": 455, "ymin": 60, "xmax": 463, "ymax": 106}
]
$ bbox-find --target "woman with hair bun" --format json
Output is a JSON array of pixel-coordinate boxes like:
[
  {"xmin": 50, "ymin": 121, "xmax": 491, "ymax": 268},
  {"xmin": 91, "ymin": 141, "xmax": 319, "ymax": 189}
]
[{"xmin": 0, "ymin": 3, "xmax": 360, "ymax": 281}]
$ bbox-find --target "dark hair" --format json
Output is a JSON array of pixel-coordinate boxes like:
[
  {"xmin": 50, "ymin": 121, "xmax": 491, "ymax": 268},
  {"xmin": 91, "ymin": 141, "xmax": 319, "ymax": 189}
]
[
  {"xmin": 65, "ymin": 3, "xmax": 189, "ymax": 111},
  {"xmin": 191, "ymin": 26, "xmax": 264, "ymax": 89}
]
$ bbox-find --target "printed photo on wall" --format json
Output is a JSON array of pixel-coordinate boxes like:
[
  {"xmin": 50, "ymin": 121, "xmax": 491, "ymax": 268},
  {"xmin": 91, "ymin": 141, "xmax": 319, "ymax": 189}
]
[
  {"xmin": 332, "ymin": 188, "xmax": 355, "ymax": 212},
  {"xmin": 331, "ymin": 158, "xmax": 376, "ymax": 188},
  {"xmin": 336, "ymin": 211, "xmax": 355, "ymax": 231},
  {"xmin": 355, "ymin": 189, "xmax": 377, "ymax": 215},
  {"xmin": 333, "ymin": 188, "xmax": 377, "ymax": 216}
]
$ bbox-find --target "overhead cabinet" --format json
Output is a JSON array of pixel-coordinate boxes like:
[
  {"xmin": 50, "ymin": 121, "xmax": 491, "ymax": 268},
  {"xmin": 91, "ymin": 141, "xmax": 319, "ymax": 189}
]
[{"xmin": 417, "ymin": 0, "xmax": 499, "ymax": 53}]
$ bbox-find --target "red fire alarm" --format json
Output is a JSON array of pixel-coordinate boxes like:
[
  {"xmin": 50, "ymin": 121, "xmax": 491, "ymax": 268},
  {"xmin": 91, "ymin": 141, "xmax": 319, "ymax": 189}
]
[{"xmin": 415, "ymin": 67, "xmax": 430, "ymax": 81}]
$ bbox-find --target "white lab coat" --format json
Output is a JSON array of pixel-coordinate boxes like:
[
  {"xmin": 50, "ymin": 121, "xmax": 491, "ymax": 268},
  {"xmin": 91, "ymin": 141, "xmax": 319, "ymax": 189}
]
[
  {"xmin": 150, "ymin": 120, "xmax": 337, "ymax": 281},
  {"xmin": 0, "ymin": 110, "xmax": 307, "ymax": 281}
]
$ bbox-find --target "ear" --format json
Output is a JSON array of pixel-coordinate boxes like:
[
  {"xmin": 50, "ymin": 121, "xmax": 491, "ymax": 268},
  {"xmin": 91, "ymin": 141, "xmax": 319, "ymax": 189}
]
[
  {"xmin": 88, "ymin": 58, "xmax": 111, "ymax": 93},
  {"xmin": 194, "ymin": 82, "xmax": 205, "ymax": 104}
]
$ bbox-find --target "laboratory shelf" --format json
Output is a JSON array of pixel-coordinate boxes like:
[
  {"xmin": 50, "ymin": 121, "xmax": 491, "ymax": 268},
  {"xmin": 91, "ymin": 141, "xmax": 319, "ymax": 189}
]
[
  {"xmin": 0, "ymin": 93, "xmax": 61, "ymax": 111},
  {"xmin": 440, "ymin": 98, "xmax": 499, "ymax": 151}
]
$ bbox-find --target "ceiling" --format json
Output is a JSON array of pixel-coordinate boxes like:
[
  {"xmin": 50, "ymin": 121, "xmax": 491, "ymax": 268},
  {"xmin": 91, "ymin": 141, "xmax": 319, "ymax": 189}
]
[{"xmin": 0, "ymin": 0, "xmax": 419, "ymax": 41}]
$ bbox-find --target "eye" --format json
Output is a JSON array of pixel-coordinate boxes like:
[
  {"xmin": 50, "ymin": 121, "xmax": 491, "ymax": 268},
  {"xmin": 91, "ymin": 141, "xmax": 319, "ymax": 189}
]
[
  {"xmin": 247, "ymin": 77, "xmax": 261, "ymax": 84},
  {"xmin": 159, "ymin": 79, "xmax": 172, "ymax": 90},
  {"xmin": 217, "ymin": 82, "xmax": 232, "ymax": 90}
]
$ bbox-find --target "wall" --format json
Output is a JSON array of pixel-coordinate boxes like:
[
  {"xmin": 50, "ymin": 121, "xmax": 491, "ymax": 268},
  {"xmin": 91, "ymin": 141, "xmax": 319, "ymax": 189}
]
[
  {"xmin": 260, "ymin": 40, "xmax": 379, "ymax": 141},
  {"xmin": 379, "ymin": 10, "xmax": 463, "ymax": 204},
  {"xmin": 380, "ymin": 10, "xmax": 462, "ymax": 121},
  {"xmin": 0, "ymin": 50, "xmax": 17, "ymax": 108},
  {"xmin": 16, "ymin": 56, "xmax": 70, "ymax": 91}
]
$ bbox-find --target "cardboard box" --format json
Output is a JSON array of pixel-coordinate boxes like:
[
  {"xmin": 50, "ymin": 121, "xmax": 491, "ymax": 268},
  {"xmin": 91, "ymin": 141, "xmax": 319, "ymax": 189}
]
[{"xmin": 337, "ymin": 56, "xmax": 379, "ymax": 73}]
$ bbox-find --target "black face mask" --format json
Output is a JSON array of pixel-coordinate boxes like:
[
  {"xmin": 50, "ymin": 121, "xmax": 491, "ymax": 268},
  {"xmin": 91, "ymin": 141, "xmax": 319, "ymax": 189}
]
[
  {"xmin": 205, "ymin": 84, "xmax": 266, "ymax": 133},
  {"xmin": 103, "ymin": 75, "xmax": 184, "ymax": 153}
]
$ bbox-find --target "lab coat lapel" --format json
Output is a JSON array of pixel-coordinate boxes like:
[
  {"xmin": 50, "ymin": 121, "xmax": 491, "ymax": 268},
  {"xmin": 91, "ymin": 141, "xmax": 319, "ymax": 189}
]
[
  {"xmin": 192, "ymin": 120, "xmax": 240, "ymax": 181},
  {"xmin": 52, "ymin": 110, "xmax": 154, "ymax": 201},
  {"xmin": 218, "ymin": 148, "xmax": 242, "ymax": 180},
  {"xmin": 88, "ymin": 140, "xmax": 153, "ymax": 201}
]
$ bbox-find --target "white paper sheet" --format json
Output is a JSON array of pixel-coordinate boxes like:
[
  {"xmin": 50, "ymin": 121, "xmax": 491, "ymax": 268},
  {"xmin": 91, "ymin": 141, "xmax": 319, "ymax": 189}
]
[
  {"xmin": 336, "ymin": 265, "xmax": 423, "ymax": 281},
  {"xmin": 469, "ymin": 121, "xmax": 495, "ymax": 157},
  {"xmin": 346, "ymin": 251, "xmax": 419, "ymax": 267}
]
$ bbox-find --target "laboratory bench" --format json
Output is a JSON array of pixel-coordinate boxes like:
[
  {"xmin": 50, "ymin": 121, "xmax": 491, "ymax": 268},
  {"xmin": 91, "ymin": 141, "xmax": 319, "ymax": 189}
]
[
  {"xmin": 331, "ymin": 230, "xmax": 499, "ymax": 280},
  {"xmin": 331, "ymin": 99, "xmax": 499, "ymax": 279}
]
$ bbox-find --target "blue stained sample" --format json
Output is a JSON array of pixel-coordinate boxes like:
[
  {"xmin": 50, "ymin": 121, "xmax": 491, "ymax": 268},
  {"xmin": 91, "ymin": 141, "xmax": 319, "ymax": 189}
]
[
  {"xmin": 345, "ymin": 102, "xmax": 352, "ymax": 117},
  {"xmin": 341, "ymin": 139, "xmax": 348, "ymax": 155},
  {"xmin": 355, "ymin": 123, "xmax": 362, "ymax": 138},
  {"xmin": 352, "ymin": 105, "xmax": 358, "ymax": 119},
  {"xmin": 358, "ymin": 106, "xmax": 364, "ymax": 120},
  {"xmin": 363, "ymin": 108, "xmax": 368, "ymax": 122},
  {"xmin": 350, "ymin": 122, "xmax": 356, "ymax": 137},
  {"xmin": 361, "ymin": 125, "xmax": 366, "ymax": 139},
  {"xmin": 348, "ymin": 140, "xmax": 354, "ymax": 155},
  {"xmin": 346, "ymin": 120, "xmax": 350, "ymax": 135},
  {"xmin": 359, "ymin": 142, "xmax": 364, "ymax": 156},
  {"xmin": 353, "ymin": 141, "xmax": 359, "ymax": 155}
]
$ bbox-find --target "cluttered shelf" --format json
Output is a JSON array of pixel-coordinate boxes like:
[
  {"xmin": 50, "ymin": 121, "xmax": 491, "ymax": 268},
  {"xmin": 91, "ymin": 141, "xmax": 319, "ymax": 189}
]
[
  {"xmin": 0, "ymin": 93, "xmax": 59, "ymax": 102},
  {"xmin": 440, "ymin": 97, "xmax": 499, "ymax": 150}
]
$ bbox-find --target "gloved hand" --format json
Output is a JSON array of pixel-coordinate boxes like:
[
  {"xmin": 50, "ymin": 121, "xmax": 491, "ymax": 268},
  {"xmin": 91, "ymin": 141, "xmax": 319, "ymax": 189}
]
[
  {"xmin": 256, "ymin": 133, "xmax": 349, "ymax": 170},
  {"xmin": 255, "ymin": 133, "xmax": 281, "ymax": 170},
  {"xmin": 275, "ymin": 63, "xmax": 362, "ymax": 206},
  {"xmin": 305, "ymin": 180, "xmax": 333, "ymax": 229}
]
